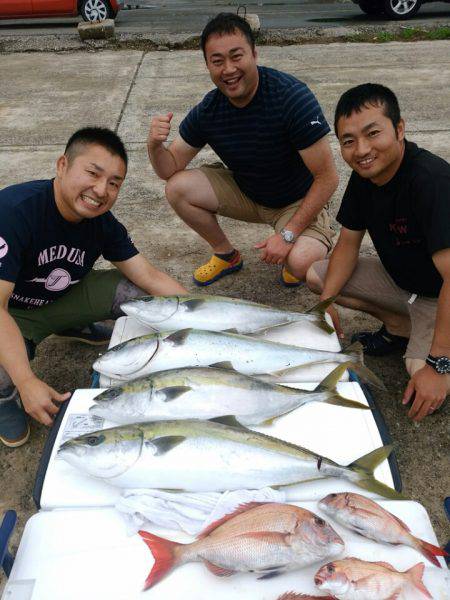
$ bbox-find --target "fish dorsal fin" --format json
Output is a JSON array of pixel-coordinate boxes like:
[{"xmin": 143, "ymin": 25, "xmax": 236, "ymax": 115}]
[
  {"xmin": 203, "ymin": 560, "xmax": 235, "ymax": 577},
  {"xmin": 149, "ymin": 435, "xmax": 186, "ymax": 456},
  {"xmin": 208, "ymin": 415, "xmax": 245, "ymax": 429},
  {"xmin": 197, "ymin": 502, "xmax": 268, "ymax": 539},
  {"xmin": 374, "ymin": 561, "xmax": 396, "ymax": 571},
  {"xmin": 182, "ymin": 299, "xmax": 205, "ymax": 312},
  {"xmin": 406, "ymin": 563, "xmax": 432, "ymax": 598},
  {"xmin": 161, "ymin": 386, "xmax": 192, "ymax": 401},
  {"xmin": 165, "ymin": 329, "xmax": 192, "ymax": 346},
  {"xmin": 209, "ymin": 361, "xmax": 235, "ymax": 370}
]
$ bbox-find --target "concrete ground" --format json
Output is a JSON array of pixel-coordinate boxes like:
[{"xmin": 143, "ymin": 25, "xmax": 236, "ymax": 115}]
[{"xmin": 0, "ymin": 41, "xmax": 449, "ymax": 587}]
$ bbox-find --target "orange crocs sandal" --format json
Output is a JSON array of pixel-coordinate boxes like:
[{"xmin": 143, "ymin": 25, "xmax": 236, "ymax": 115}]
[
  {"xmin": 280, "ymin": 266, "xmax": 303, "ymax": 288},
  {"xmin": 193, "ymin": 253, "xmax": 243, "ymax": 286}
]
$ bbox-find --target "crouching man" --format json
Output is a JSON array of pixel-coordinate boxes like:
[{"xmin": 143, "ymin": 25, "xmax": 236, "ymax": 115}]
[
  {"xmin": 307, "ymin": 84, "xmax": 450, "ymax": 422},
  {"xmin": 0, "ymin": 127, "xmax": 187, "ymax": 447}
]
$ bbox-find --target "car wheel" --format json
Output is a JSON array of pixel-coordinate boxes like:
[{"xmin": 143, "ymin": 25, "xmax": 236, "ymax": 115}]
[
  {"xmin": 358, "ymin": 0, "xmax": 384, "ymax": 15},
  {"xmin": 80, "ymin": 0, "xmax": 114, "ymax": 21},
  {"xmin": 382, "ymin": 0, "xmax": 421, "ymax": 18}
]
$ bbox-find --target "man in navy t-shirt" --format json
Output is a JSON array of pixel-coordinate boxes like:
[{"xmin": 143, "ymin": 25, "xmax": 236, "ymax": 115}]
[
  {"xmin": 307, "ymin": 84, "xmax": 450, "ymax": 422},
  {"xmin": 0, "ymin": 127, "xmax": 186, "ymax": 447},
  {"xmin": 147, "ymin": 13, "xmax": 338, "ymax": 287}
]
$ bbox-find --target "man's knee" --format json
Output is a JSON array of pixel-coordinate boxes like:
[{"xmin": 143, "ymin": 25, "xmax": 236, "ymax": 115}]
[
  {"xmin": 306, "ymin": 262, "xmax": 325, "ymax": 295},
  {"xmin": 165, "ymin": 170, "xmax": 194, "ymax": 210}
]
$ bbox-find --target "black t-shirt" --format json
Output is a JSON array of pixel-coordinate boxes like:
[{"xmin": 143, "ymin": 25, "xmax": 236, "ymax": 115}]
[
  {"xmin": 0, "ymin": 179, "xmax": 138, "ymax": 309},
  {"xmin": 337, "ymin": 141, "xmax": 450, "ymax": 297}
]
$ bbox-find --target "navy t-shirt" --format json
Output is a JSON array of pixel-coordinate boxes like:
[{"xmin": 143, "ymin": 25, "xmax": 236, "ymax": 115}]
[
  {"xmin": 179, "ymin": 66, "xmax": 330, "ymax": 208},
  {"xmin": 0, "ymin": 179, "xmax": 138, "ymax": 309},
  {"xmin": 337, "ymin": 141, "xmax": 450, "ymax": 297}
]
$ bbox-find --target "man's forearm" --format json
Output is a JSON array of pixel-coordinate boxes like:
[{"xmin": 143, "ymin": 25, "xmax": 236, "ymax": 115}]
[
  {"xmin": 0, "ymin": 308, "xmax": 34, "ymax": 388},
  {"xmin": 321, "ymin": 238, "xmax": 360, "ymax": 299},
  {"xmin": 285, "ymin": 172, "xmax": 339, "ymax": 237},
  {"xmin": 430, "ymin": 278, "xmax": 450, "ymax": 357},
  {"xmin": 147, "ymin": 143, "xmax": 179, "ymax": 181}
]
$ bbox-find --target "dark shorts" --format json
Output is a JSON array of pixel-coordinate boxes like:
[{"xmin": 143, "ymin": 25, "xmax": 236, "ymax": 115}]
[
  {"xmin": 9, "ymin": 269, "xmax": 123, "ymax": 345},
  {"xmin": 312, "ymin": 257, "xmax": 437, "ymax": 360}
]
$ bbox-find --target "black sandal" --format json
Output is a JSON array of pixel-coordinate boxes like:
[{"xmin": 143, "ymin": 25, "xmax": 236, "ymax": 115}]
[{"xmin": 351, "ymin": 325, "xmax": 408, "ymax": 356}]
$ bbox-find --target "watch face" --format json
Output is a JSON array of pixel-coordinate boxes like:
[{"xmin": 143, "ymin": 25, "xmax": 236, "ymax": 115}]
[
  {"xmin": 281, "ymin": 229, "xmax": 295, "ymax": 243},
  {"xmin": 436, "ymin": 356, "xmax": 450, "ymax": 374}
]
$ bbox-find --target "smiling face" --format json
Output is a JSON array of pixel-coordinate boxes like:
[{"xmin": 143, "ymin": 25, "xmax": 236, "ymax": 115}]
[
  {"xmin": 204, "ymin": 29, "xmax": 259, "ymax": 108},
  {"xmin": 54, "ymin": 143, "xmax": 126, "ymax": 222},
  {"xmin": 336, "ymin": 102, "xmax": 405, "ymax": 186}
]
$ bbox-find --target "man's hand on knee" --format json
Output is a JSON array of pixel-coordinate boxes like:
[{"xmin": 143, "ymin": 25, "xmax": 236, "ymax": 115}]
[
  {"xmin": 402, "ymin": 364, "xmax": 447, "ymax": 421},
  {"xmin": 17, "ymin": 376, "xmax": 71, "ymax": 426},
  {"xmin": 255, "ymin": 233, "xmax": 291, "ymax": 265}
]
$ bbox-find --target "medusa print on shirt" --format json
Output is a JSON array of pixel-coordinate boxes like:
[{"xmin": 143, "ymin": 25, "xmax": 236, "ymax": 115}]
[{"xmin": 0, "ymin": 180, "xmax": 138, "ymax": 309}]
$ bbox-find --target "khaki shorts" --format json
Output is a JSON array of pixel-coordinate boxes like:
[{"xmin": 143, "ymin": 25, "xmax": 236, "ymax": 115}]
[
  {"xmin": 312, "ymin": 256, "xmax": 437, "ymax": 360},
  {"xmin": 10, "ymin": 269, "xmax": 123, "ymax": 345},
  {"xmin": 200, "ymin": 166, "xmax": 335, "ymax": 251}
]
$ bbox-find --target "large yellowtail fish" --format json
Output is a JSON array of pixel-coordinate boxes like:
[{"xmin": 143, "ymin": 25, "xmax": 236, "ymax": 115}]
[
  {"xmin": 58, "ymin": 419, "xmax": 402, "ymax": 499},
  {"xmin": 121, "ymin": 295, "xmax": 336, "ymax": 334}
]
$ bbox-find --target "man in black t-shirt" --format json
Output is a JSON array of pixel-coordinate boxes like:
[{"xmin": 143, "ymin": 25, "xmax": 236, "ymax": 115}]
[
  {"xmin": 0, "ymin": 127, "xmax": 186, "ymax": 447},
  {"xmin": 306, "ymin": 84, "xmax": 450, "ymax": 422}
]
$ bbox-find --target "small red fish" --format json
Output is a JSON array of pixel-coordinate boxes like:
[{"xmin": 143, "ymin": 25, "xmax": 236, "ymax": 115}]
[
  {"xmin": 139, "ymin": 502, "xmax": 344, "ymax": 589},
  {"xmin": 319, "ymin": 492, "xmax": 448, "ymax": 568}
]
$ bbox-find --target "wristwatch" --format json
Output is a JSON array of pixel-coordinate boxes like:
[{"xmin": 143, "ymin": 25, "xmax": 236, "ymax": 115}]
[
  {"xmin": 280, "ymin": 228, "xmax": 297, "ymax": 244},
  {"xmin": 426, "ymin": 354, "xmax": 450, "ymax": 374}
]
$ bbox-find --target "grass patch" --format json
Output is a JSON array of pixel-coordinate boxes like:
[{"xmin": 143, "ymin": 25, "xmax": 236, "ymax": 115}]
[{"xmin": 344, "ymin": 26, "xmax": 450, "ymax": 44}]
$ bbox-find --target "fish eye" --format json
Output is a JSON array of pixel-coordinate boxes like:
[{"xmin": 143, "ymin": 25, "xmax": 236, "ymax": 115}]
[
  {"xmin": 327, "ymin": 564, "xmax": 335, "ymax": 574},
  {"xmin": 329, "ymin": 493, "xmax": 337, "ymax": 498},
  {"xmin": 315, "ymin": 517, "xmax": 326, "ymax": 527},
  {"xmin": 86, "ymin": 434, "xmax": 104, "ymax": 446},
  {"xmin": 142, "ymin": 296, "xmax": 154, "ymax": 302}
]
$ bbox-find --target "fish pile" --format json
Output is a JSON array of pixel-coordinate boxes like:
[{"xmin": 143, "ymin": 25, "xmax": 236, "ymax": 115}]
[{"xmin": 60, "ymin": 294, "xmax": 446, "ymax": 594}]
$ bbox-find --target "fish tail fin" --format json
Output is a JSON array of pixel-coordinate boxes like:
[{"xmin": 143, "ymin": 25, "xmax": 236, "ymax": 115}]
[
  {"xmin": 413, "ymin": 537, "xmax": 448, "ymax": 568},
  {"xmin": 405, "ymin": 563, "xmax": 432, "ymax": 598},
  {"xmin": 348, "ymin": 445, "xmax": 405, "ymax": 499},
  {"xmin": 306, "ymin": 296, "xmax": 336, "ymax": 335},
  {"xmin": 139, "ymin": 530, "xmax": 183, "ymax": 589},
  {"xmin": 314, "ymin": 363, "xmax": 370, "ymax": 410},
  {"xmin": 340, "ymin": 345, "xmax": 386, "ymax": 390}
]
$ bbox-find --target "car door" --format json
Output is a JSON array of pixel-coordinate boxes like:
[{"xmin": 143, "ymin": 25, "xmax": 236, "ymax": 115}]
[
  {"xmin": 0, "ymin": 1, "xmax": 33, "ymax": 17},
  {"xmin": 31, "ymin": 0, "xmax": 75, "ymax": 16}
]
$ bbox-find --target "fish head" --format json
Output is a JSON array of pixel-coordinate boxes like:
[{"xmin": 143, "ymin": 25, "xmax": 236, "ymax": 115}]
[
  {"xmin": 93, "ymin": 334, "xmax": 160, "ymax": 379},
  {"xmin": 89, "ymin": 380, "xmax": 154, "ymax": 422},
  {"xmin": 294, "ymin": 514, "xmax": 344, "ymax": 559},
  {"xmin": 318, "ymin": 492, "xmax": 350, "ymax": 517},
  {"xmin": 57, "ymin": 425, "xmax": 144, "ymax": 479},
  {"xmin": 314, "ymin": 562, "xmax": 350, "ymax": 595},
  {"xmin": 121, "ymin": 296, "xmax": 180, "ymax": 324}
]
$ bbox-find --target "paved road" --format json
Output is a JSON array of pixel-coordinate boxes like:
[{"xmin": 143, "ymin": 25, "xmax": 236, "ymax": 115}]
[{"xmin": 0, "ymin": 0, "xmax": 449, "ymax": 36}]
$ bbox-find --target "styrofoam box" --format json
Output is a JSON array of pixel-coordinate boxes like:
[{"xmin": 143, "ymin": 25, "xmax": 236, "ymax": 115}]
[
  {"xmin": 98, "ymin": 315, "xmax": 349, "ymax": 388},
  {"xmin": 3, "ymin": 502, "xmax": 448, "ymax": 600}
]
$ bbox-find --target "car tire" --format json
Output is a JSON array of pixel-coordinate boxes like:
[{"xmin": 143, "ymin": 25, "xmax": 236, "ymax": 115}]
[
  {"xmin": 79, "ymin": 0, "xmax": 115, "ymax": 21},
  {"xmin": 358, "ymin": 0, "xmax": 384, "ymax": 15},
  {"xmin": 382, "ymin": 0, "xmax": 422, "ymax": 18}
]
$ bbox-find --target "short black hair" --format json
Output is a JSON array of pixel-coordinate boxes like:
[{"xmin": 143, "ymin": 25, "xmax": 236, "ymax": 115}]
[
  {"xmin": 334, "ymin": 83, "xmax": 401, "ymax": 136},
  {"xmin": 64, "ymin": 127, "xmax": 128, "ymax": 170},
  {"xmin": 200, "ymin": 12, "xmax": 255, "ymax": 60}
]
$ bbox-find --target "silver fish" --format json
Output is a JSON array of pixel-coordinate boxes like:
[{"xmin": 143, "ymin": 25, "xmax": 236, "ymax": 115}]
[
  {"xmin": 121, "ymin": 295, "xmax": 335, "ymax": 335},
  {"xmin": 89, "ymin": 363, "xmax": 370, "ymax": 426},
  {"xmin": 93, "ymin": 328, "xmax": 383, "ymax": 388},
  {"xmin": 57, "ymin": 419, "xmax": 402, "ymax": 499}
]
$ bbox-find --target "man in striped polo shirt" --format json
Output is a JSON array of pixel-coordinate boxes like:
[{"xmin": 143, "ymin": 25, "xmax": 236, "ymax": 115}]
[{"xmin": 148, "ymin": 12, "xmax": 339, "ymax": 287}]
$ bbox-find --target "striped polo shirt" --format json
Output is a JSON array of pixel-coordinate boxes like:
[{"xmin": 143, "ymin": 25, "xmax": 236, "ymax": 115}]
[{"xmin": 179, "ymin": 66, "xmax": 330, "ymax": 208}]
